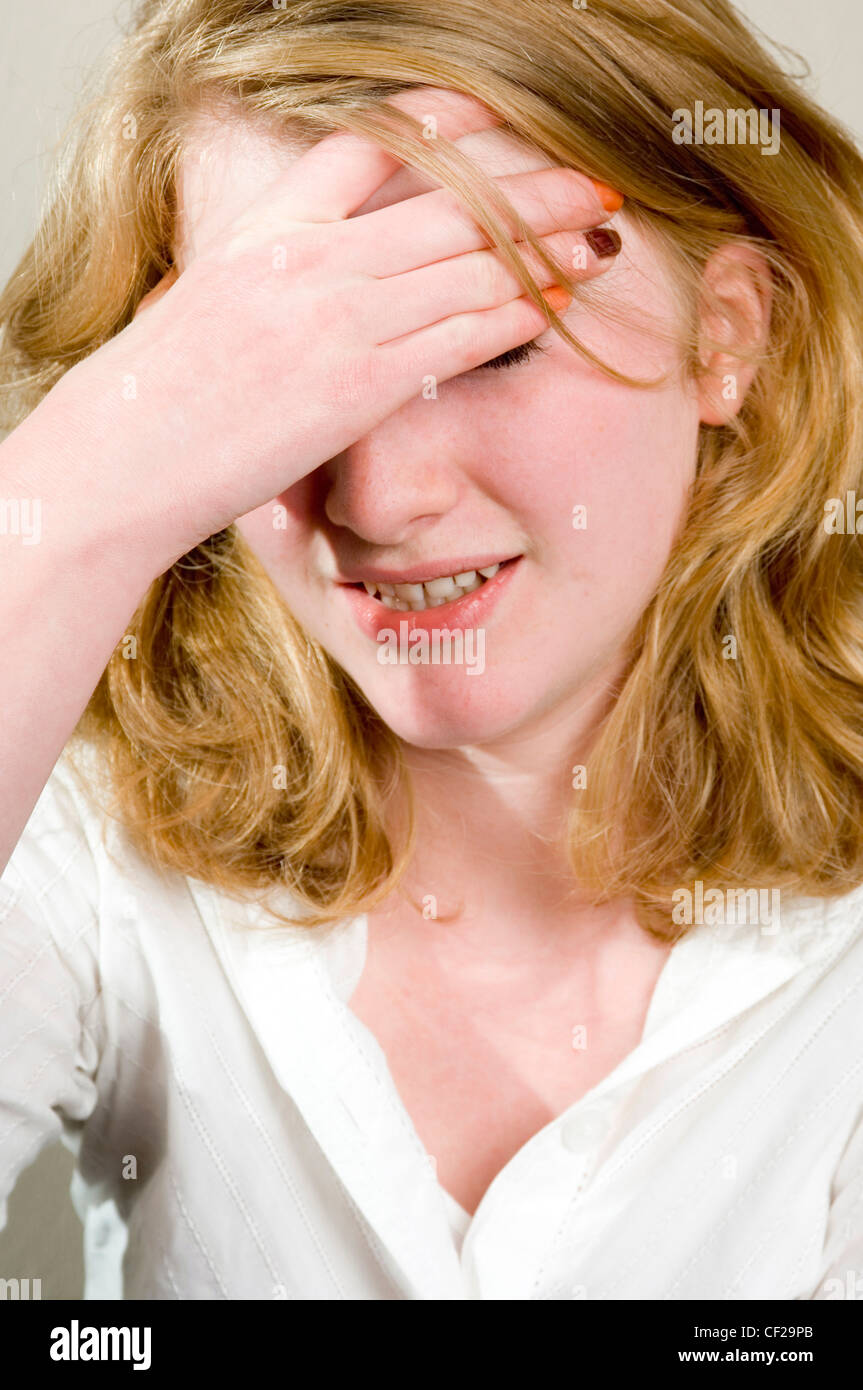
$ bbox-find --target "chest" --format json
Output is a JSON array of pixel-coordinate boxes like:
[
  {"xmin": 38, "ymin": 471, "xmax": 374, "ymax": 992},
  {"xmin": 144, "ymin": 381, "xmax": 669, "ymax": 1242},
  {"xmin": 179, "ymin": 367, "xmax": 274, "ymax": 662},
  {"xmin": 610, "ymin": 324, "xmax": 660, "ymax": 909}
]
[{"xmin": 347, "ymin": 935, "xmax": 671, "ymax": 1216}]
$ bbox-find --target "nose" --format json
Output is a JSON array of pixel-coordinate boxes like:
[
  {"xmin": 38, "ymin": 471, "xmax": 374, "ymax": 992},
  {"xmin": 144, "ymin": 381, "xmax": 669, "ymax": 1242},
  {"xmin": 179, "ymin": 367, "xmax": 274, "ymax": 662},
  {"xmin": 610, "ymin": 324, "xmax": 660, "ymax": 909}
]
[{"xmin": 323, "ymin": 406, "xmax": 461, "ymax": 544}]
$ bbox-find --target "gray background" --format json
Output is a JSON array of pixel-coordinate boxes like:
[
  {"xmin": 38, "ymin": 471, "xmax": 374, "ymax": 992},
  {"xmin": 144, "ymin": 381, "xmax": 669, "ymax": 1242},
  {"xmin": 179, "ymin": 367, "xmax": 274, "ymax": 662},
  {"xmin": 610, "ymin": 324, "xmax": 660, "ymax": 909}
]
[{"xmin": 1, "ymin": 0, "xmax": 861, "ymax": 1300}]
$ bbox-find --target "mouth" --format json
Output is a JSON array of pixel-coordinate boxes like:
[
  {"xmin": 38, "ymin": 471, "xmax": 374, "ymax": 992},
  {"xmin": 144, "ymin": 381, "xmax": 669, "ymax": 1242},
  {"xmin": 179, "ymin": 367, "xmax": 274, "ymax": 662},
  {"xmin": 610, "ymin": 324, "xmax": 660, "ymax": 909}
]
[
  {"xmin": 346, "ymin": 557, "xmax": 519, "ymax": 612},
  {"xmin": 338, "ymin": 555, "xmax": 523, "ymax": 638}
]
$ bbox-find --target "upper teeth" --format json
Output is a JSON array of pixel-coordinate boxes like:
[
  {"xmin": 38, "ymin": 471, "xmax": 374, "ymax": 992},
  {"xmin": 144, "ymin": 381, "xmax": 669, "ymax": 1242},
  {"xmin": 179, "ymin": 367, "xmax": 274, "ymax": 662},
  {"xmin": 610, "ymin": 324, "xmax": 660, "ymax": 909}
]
[{"xmin": 362, "ymin": 563, "xmax": 501, "ymax": 611}]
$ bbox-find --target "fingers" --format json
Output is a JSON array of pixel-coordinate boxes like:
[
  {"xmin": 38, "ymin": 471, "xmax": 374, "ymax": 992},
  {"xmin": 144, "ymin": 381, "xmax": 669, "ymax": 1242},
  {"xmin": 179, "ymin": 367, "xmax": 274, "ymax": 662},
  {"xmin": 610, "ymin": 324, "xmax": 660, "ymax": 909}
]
[
  {"xmin": 350, "ymin": 123, "xmax": 556, "ymax": 219},
  {"xmin": 378, "ymin": 292, "xmax": 567, "ymax": 386},
  {"xmin": 342, "ymin": 166, "xmax": 619, "ymax": 279},
  {"xmin": 248, "ymin": 87, "xmax": 501, "ymax": 225},
  {"xmin": 369, "ymin": 228, "xmax": 618, "ymax": 344}
]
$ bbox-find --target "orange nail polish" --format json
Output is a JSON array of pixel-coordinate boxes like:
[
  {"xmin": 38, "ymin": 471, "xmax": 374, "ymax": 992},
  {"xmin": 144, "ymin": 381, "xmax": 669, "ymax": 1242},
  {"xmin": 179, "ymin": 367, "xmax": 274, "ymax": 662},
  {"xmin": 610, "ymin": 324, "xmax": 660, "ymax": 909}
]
[
  {"xmin": 541, "ymin": 286, "xmax": 573, "ymax": 312},
  {"xmin": 591, "ymin": 179, "xmax": 624, "ymax": 213}
]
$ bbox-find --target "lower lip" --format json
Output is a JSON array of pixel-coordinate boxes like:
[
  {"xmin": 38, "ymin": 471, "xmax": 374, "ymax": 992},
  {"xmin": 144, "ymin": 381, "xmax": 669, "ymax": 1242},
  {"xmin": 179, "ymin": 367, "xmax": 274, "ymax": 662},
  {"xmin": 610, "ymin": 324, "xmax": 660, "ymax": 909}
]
[{"xmin": 339, "ymin": 558, "xmax": 522, "ymax": 641}]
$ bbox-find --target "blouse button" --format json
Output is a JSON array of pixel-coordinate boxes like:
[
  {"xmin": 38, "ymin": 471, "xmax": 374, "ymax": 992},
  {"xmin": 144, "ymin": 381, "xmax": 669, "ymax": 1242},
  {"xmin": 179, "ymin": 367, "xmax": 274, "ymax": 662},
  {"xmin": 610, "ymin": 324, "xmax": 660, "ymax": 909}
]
[{"xmin": 560, "ymin": 1107, "xmax": 610, "ymax": 1153}]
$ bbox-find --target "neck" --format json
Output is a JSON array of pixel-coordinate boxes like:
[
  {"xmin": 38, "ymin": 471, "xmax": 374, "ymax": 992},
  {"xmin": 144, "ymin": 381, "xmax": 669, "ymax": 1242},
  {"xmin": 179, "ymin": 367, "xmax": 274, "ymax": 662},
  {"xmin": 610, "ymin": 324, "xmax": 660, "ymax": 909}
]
[{"xmin": 381, "ymin": 658, "xmax": 635, "ymax": 959}]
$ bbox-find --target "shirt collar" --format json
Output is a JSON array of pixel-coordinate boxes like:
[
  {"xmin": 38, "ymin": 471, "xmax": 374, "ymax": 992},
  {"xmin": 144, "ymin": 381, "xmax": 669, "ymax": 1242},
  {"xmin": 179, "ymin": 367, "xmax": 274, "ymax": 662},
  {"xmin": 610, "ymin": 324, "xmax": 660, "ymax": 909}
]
[
  {"xmin": 184, "ymin": 873, "xmax": 863, "ymax": 1296},
  {"xmin": 186, "ymin": 878, "xmax": 466, "ymax": 1297}
]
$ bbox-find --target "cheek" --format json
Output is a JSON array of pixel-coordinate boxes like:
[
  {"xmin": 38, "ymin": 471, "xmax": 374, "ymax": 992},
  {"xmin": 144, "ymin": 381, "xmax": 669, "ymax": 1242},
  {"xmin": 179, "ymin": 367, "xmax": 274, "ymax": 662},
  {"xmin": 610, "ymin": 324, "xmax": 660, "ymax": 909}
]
[
  {"xmin": 462, "ymin": 367, "xmax": 698, "ymax": 580},
  {"xmin": 234, "ymin": 478, "xmax": 319, "ymax": 574},
  {"xmin": 233, "ymin": 505, "xmax": 287, "ymax": 573},
  {"xmin": 567, "ymin": 387, "xmax": 697, "ymax": 566}
]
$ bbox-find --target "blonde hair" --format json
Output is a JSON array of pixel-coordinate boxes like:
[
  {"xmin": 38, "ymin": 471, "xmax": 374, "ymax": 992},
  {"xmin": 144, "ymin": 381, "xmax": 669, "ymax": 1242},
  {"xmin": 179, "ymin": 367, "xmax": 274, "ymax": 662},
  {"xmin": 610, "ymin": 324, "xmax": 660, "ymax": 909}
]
[{"xmin": 3, "ymin": 0, "xmax": 863, "ymax": 938}]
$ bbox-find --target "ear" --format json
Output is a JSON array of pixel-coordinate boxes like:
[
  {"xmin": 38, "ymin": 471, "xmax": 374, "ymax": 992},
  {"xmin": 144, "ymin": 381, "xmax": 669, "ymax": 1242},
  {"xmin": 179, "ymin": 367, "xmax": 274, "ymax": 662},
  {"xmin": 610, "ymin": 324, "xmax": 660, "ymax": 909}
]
[
  {"xmin": 132, "ymin": 267, "xmax": 179, "ymax": 319},
  {"xmin": 696, "ymin": 244, "xmax": 772, "ymax": 426}
]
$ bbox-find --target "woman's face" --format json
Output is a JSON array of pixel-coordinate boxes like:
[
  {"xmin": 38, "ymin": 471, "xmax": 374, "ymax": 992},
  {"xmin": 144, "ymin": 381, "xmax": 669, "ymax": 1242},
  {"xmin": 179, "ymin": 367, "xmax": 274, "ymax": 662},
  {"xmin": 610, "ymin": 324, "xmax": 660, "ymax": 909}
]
[{"xmin": 175, "ymin": 106, "xmax": 703, "ymax": 749}]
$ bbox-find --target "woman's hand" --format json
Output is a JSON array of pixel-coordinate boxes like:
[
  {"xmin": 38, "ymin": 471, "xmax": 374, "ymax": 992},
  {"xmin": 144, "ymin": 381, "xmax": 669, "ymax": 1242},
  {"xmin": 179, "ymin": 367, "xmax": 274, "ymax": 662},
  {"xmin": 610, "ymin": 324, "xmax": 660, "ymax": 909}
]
[{"xmin": 41, "ymin": 88, "xmax": 622, "ymax": 574}]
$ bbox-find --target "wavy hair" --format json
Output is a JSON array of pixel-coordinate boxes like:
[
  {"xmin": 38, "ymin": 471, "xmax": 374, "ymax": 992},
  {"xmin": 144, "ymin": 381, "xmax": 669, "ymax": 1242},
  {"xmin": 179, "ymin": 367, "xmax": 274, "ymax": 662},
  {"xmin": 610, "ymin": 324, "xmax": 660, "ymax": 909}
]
[{"xmin": 2, "ymin": 0, "xmax": 863, "ymax": 938}]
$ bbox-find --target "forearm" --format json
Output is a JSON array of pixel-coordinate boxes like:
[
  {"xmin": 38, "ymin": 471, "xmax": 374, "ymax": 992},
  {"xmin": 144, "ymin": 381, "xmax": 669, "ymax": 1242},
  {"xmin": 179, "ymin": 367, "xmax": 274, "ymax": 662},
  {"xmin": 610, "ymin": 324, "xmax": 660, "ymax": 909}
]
[{"xmin": 0, "ymin": 385, "xmax": 161, "ymax": 871}]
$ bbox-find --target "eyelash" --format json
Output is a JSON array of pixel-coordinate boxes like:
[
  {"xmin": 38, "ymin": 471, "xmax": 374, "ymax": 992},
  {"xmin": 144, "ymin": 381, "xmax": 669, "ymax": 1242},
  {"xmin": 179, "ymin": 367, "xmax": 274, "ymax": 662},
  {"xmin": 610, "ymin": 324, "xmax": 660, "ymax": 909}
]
[{"xmin": 474, "ymin": 340, "xmax": 546, "ymax": 372}]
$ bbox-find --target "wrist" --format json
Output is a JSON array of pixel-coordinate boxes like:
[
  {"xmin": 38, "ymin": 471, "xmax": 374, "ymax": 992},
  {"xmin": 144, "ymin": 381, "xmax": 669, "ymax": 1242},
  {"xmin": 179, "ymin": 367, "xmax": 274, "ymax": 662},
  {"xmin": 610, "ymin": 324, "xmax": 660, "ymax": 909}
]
[{"xmin": 1, "ymin": 363, "xmax": 181, "ymax": 591}]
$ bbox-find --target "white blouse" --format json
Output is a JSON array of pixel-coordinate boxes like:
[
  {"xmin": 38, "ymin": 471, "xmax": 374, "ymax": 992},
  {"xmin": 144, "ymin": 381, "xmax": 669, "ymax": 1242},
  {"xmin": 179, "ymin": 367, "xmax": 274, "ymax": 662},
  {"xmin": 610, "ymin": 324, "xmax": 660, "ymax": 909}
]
[{"xmin": 1, "ymin": 748, "xmax": 862, "ymax": 1300}]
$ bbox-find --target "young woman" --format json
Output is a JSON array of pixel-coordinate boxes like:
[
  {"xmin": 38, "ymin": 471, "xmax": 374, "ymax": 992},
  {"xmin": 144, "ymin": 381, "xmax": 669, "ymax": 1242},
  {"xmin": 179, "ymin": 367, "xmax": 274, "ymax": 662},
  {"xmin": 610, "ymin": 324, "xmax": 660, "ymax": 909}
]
[{"xmin": 1, "ymin": 0, "xmax": 862, "ymax": 1300}]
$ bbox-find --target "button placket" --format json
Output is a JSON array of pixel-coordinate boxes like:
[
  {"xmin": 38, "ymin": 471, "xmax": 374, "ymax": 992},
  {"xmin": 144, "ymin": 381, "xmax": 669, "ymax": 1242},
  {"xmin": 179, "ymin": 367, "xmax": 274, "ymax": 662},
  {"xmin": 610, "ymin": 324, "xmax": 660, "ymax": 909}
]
[{"xmin": 556, "ymin": 1098, "xmax": 621, "ymax": 1208}]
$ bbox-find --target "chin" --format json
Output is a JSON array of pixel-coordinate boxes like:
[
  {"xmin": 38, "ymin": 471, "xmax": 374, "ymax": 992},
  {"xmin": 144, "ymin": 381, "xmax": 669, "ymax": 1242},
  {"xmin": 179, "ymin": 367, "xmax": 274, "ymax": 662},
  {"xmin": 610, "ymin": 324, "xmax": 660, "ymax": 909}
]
[{"xmin": 355, "ymin": 673, "xmax": 538, "ymax": 749}]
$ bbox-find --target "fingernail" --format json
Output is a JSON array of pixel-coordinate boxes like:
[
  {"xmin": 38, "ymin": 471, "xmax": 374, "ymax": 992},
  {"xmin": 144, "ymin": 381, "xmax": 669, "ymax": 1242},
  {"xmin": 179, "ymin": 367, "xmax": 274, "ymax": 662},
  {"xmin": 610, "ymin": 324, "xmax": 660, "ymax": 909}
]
[
  {"xmin": 541, "ymin": 285, "xmax": 573, "ymax": 311},
  {"xmin": 591, "ymin": 180, "xmax": 624, "ymax": 213},
  {"xmin": 585, "ymin": 227, "xmax": 622, "ymax": 259}
]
